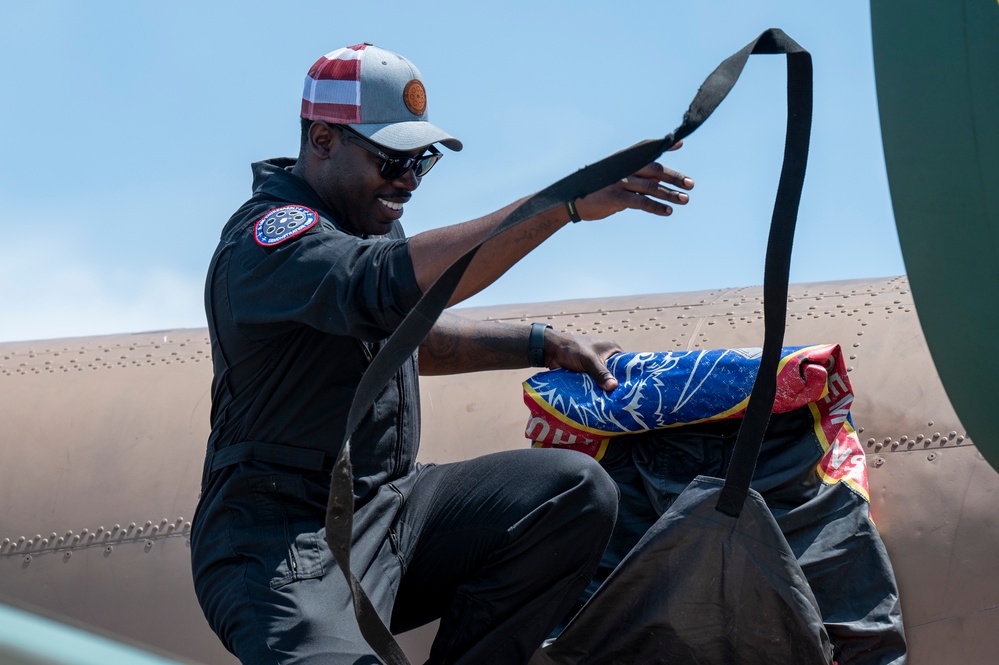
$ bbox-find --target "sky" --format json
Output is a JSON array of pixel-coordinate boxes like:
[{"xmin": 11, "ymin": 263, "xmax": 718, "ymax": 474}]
[{"xmin": 0, "ymin": 1, "xmax": 905, "ymax": 343}]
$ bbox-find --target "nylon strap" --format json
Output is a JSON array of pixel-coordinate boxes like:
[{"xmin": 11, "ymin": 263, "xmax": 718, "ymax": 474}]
[{"xmin": 325, "ymin": 28, "xmax": 812, "ymax": 663}]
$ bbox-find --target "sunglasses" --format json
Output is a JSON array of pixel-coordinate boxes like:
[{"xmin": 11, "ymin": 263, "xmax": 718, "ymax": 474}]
[{"xmin": 338, "ymin": 125, "xmax": 442, "ymax": 180}]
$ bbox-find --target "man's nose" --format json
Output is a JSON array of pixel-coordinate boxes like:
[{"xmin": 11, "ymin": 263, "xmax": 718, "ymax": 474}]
[{"xmin": 391, "ymin": 167, "xmax": 420, "ymax": 191}]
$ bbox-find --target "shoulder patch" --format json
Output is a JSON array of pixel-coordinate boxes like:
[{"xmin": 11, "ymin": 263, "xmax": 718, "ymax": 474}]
[{"xmin": 254, "ymin": 205, "xmax": 319, "ymax": 247}]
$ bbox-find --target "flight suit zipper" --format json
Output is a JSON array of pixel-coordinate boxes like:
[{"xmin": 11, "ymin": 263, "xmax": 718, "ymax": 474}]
[
  {"xmin": 394, "ymin": 369, "xmax": 406, "ymax": 477},
  {"xmin": 357, "ymin": 339, "xmax": 373, "ymax": 364},
  {"xmin": 387, "ymin": 482, "xmax": 406, "ymax": 556}
]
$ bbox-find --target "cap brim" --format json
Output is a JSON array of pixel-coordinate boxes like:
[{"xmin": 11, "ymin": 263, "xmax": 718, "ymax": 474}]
[{"xmin": 350, "ymin": 121, "xmax": 463, "ymax": 152}]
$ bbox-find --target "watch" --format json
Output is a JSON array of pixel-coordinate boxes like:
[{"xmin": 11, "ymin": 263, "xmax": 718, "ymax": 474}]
[{"xmin": 529, "ymin": 322, "xmax": 552, "ymax": 367}]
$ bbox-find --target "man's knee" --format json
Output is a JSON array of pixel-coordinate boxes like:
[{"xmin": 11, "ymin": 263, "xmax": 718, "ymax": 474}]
[{"xmin": 534, "ymin": 449, "xmax": 619, "ymax": 543}]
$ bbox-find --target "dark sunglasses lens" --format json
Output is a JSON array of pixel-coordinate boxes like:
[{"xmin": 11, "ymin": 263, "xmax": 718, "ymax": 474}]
[
  {"xmin": 414, "ymin": 153, "xmax": 442, "ymax": 177},
  {"xmin": 380, "ymin": 153, "xmax": 441, "ymax": 179},
  {"xmin": 379, "ymin": 160, "xmax": 407, "ymax": 180}
]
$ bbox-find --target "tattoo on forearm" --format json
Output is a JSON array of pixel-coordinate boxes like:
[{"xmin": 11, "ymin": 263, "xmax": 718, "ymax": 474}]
[
  {"xmin": 423, "ymin": 317, "xmax": 527, "ymax": 372},
  {"xmin": 422, "ymin": 328, "xmax": 460, "ymax": 363},
  {"xmin": 512, "ymin": 217, "xmax": 558, "ymax": 244}
]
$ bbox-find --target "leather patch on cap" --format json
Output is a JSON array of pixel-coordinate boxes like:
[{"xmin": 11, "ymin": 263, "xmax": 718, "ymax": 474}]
[
  {"xmin": 403, "ymin": 79, "xmax": 427, "ymax": 116},
  {"xmin": 254, "ymin": 205, "xmax": 318, "ymax": 247}
]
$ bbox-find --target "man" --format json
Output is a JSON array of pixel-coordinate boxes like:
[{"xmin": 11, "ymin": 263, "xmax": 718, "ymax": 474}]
[{"xmin": 191, "ymin": 43, "xmax": 693, "ymax": 665}]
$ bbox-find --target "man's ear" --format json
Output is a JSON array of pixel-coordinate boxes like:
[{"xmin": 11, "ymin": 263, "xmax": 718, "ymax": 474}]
[{"xmin": 308, "ymin": 122, "xmax": 338, "ymax": 159}]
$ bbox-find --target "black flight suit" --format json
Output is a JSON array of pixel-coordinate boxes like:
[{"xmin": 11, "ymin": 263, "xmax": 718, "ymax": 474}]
[{"xmin": 190, "ymin": 158, "xmax": 618, "ymax": 665}]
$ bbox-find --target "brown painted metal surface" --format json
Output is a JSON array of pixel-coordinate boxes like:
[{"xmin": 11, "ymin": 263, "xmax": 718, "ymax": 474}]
[{"xmin": 1, "ymin": 276, "xmax": 996, "ymax": 663}]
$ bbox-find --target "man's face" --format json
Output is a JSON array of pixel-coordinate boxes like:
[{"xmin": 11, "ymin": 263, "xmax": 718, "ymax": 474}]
[{"xmin": 316, "ymin": 127, "xmax": 423, "ymax": 237}]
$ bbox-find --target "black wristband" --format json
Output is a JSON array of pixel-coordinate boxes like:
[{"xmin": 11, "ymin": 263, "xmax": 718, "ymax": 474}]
[
  {"xmin": 529, "ymin": 322, "xmax": 552, "ymax": 367},
  {"xmin": 566, "ymin": 200, "xmax": 582, "ymax": 223}
]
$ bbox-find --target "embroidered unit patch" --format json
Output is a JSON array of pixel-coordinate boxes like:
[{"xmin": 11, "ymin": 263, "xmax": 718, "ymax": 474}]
[{"xmin": 254, "ymin": 206, "xmax": 318, "ymax": 247}]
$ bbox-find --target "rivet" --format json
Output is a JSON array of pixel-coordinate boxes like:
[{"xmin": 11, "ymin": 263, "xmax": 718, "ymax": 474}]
[
  {"xmin": 927, "ymin": 453, "xmax": 937, "ymax": 461},
  {"xmin": 883, "ymin": 437, "xmax": 892, "ymax": 444},
  {"xmin": 145, "ymin": 540, "xmax": 153, "ymax": 549},
  {"xmin": 105, "ymin": 545, "xmax": 113, "ymax": 553},
  {"xmin": 949, "ymin": 431, "xmax": 957, "ymax": 439},
  {"xmin": 64, "ymin": 551, "xmax": 72, "ymax": 559},
  {"xmin": 915, "ymin": 434, "xmax": 924, "ymax": 441},
  {"xmin": 23, "ymin": 556, "xmax": 31, "ymax": 564},
  {"xmin": 873, "ymin": 457, "xmax": 884, "ymax": 467},
  {"xmin": 957, "ymin": 436, "xmax": 965, "ymax": 443}
]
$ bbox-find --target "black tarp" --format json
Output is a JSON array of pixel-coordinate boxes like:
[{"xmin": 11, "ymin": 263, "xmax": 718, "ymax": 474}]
[{"xmin": 535, "ymin": 409, "xmax": 906, "ymax": 664}]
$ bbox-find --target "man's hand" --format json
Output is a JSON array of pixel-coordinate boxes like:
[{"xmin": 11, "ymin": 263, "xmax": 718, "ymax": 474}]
[
  {"xmin": 543, "ymin": 330, "xmax": 623, "ymax": 392},
  {"xmin": 574, "ymin": 141, "xmax": 693, "ymax": 221}
]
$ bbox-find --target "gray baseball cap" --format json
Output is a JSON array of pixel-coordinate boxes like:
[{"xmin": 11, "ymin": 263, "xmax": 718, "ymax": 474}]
[{"xmin": 301, "ymin": 43, "xmax": 462, "ymax": 152}]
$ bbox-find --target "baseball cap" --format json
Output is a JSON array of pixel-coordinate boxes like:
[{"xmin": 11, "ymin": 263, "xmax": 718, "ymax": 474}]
[{"xmin": 301, "ymin": 43, "xmax": 462, "ymax": 153}]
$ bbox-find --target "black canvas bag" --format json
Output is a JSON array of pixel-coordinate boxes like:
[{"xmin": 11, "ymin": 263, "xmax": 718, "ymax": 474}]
[{"xmin": 535, "ymin": 408, "xmax": 906, "ymax": 664}]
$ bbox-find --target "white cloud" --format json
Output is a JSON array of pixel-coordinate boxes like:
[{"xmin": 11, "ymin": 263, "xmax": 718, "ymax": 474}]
[{"xmin": 0, "ymin": 235, "xmax": 205, "ymax": 343}]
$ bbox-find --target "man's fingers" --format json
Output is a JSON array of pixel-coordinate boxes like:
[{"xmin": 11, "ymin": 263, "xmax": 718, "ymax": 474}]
[
  {"xmin": 575, "ymin": 160, "xmax": 693, "ymax": 221},
  {"xmin": 633, "ymin": 162, "xmax": 695, "ymax": 191},
  {"xmin": 616, "ymin": 177, "xmax": 690, "ymax": 216},
  {"xmin": 584, "ymin": 357, "xmax": 618, "ymax": 392},
  {"xmin": 598, "ymin": 372, "xmax": 618, "ymax": 392},
  {"xmin": 584, "ymin": 344, "xmax": 621, "ymax": 392}
]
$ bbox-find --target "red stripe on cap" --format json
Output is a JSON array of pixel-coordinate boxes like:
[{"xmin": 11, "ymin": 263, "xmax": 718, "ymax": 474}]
[
  {"xmin": 301, "ymin": 101, "xmax": 362, "ymax": 124},
  {"xmin": 308, "ymin": 58, "xmax": 361, "ymax": 82}
]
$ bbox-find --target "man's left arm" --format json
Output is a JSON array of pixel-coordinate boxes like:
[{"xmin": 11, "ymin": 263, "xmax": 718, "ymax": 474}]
[{"xmin": 419, "ymin": 311, "xmax": 622, "ymax": 391}]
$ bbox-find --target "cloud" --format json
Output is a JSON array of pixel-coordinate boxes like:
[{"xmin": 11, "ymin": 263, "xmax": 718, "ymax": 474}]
[{"xmin": 0, "ymin": 235, "xmax": 205, "ymax": 343}]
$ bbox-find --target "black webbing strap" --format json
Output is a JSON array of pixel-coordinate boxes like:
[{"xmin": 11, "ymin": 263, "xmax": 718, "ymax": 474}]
[
  {"xmin": 325, "ymin": 28, "xmax": 812, "ymax": 663},
  {"xmin": 714, "ymin": 33, "xmax": 813, "ymax": 517}
]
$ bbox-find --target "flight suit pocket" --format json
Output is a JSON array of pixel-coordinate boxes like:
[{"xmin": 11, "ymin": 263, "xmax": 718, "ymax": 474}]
[{"xmin": 223, "ymin": 472, "xmax": 328, "ymax": 590}]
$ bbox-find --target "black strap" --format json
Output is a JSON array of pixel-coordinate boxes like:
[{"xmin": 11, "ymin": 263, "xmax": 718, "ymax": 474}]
[
  {"xmin": 714, "ymin": 32, "xmax": 813, "ymax": 517},
  {"xmin": 326, "ymin": 28, "xmax": 812, "ymax": 663}
]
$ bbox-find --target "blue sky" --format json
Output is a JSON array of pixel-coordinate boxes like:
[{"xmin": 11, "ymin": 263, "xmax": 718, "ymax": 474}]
[{"xmin": 0, "ymin": 1, "xmax": 904, "ymax": 343}]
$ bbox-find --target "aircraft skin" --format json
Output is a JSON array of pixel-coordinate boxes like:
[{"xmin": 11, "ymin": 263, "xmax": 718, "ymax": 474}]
[{"xmin": 1, "ymin": 275, "xmax": 998, "ymax": 664}]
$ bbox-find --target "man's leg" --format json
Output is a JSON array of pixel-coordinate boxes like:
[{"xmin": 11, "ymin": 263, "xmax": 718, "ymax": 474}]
[
  {"xmin": 192, "ymin": 464, "xmax": 404, "ymax": 665},
  {"xmin": 390, "ymin": 448, "xmax": 618, "ymax": 665}
]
